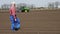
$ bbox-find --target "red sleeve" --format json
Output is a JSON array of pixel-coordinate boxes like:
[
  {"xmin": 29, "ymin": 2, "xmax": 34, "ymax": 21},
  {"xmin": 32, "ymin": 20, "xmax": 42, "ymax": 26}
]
[{"xmin": 13, "ymin": 8, "xmax": 16, "ymax": 19}]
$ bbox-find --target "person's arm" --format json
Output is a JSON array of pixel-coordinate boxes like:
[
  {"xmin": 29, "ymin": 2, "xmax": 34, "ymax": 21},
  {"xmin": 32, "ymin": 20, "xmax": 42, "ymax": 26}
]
[
  {"xmin": 13, "ymin": 8, "xmax": 16, "ymax": 21},
  {"xmin": 14, "ymin": 15, "xmax": 16, "ymax": 19},
  {"xmin": 14, "ymin": 15, "xmax": 17, "ymax": 21}
]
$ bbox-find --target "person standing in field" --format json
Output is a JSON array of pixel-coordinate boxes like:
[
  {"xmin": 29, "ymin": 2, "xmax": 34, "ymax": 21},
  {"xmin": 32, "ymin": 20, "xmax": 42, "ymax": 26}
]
[{"xmin": 9, "ymin": 2, "xmax": 20, "ymax": 31}]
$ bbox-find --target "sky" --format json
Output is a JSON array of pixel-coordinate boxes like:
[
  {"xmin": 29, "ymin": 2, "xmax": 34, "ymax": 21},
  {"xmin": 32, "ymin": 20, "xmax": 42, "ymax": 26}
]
[{"xmin": 0, "ymin": 0, "xmax": 60, "ymax": 8}]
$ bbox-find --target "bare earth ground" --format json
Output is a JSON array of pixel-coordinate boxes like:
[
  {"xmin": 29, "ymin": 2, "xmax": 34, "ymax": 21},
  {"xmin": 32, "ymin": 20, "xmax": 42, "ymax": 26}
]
[{"xmin": 0, "ymin": 10, "xmax": 60, "ymax": 34}]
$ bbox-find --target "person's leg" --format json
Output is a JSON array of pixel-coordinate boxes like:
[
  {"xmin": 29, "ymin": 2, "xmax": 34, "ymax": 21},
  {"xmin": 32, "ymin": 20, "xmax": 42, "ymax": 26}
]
[
  {"xmin": 14, "ymin": 18, "xmax": 20, "ymax": 31},
  {"xmin": 16, "ymin": 18, "xmax": 20, "ymax": 28},
  {"xmin": 17, "ymin": 18, "xmax": 20, "ymax": 24},
  {"xmin": 11, "ymin": 23, "xmax": 14, "ymax": 30},
  {"xmin": 10, "ymin": 15, "xmax": 15, "ymax": 30},
  {"xmin": 14, "ymin": 23, "xmax": 20, "ymax": 31}
]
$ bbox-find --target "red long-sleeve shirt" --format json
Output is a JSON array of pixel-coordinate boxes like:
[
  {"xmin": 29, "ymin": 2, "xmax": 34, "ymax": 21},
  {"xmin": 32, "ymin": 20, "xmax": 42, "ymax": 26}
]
[{"xmin": 9, "ymin": 6, "xmax": 16, "ymax": 19}]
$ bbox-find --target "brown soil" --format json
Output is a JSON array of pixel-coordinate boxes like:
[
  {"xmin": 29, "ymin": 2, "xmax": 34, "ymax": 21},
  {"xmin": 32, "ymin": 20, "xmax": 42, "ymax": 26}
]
[{"xmin": 0, "ymin": 10, "xmax": 60, "ymax": 34}]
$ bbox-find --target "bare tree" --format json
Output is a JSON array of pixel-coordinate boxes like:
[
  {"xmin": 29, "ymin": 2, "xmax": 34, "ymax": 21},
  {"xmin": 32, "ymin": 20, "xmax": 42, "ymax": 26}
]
[
  {"xmin": 55, "ymin": 1, "xmax": 59, "ymax": 8},
  {"xmin": 1, "ymin": 4, "xmax": 10, "ymax": 9},
  {"xmin": 48, "ymin": 2, "xmax": 54, "ymax": 9},
  {"xmin": 48, "ymin": 1, "xmax": 60, "ymax": 9}
]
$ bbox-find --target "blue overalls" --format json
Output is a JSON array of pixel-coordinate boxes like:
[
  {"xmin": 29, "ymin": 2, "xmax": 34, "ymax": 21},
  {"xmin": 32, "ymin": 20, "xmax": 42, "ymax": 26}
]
[{"xmin": 10, "ymin": 15, "xmax": 20, "ymax": 31}]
